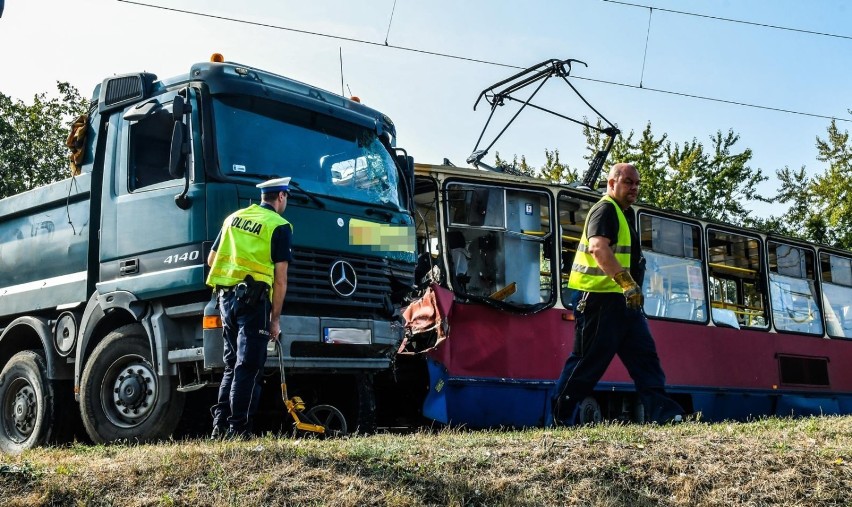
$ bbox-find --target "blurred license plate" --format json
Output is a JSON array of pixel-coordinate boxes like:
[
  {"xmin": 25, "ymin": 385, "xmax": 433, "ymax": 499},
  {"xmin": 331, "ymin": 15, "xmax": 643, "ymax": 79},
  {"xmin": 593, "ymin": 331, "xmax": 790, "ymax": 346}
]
[{"xmin": 323, "ymin": 328, "xmax": 371, "ymax": 344}]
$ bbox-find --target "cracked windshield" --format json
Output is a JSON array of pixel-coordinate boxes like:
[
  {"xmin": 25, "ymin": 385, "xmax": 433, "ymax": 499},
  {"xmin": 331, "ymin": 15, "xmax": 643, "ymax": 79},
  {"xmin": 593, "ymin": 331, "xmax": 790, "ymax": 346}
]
[{"xmin": 212, "ymin": 95, "xmax": 401, "ymax": 208}]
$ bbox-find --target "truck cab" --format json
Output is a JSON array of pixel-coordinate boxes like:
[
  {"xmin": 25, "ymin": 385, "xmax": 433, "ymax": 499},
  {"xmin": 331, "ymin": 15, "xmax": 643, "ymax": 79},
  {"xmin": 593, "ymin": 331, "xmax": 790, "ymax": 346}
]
[{"xmin": 0, "ymin": 56, "xmax": 415, "ymax": 451}]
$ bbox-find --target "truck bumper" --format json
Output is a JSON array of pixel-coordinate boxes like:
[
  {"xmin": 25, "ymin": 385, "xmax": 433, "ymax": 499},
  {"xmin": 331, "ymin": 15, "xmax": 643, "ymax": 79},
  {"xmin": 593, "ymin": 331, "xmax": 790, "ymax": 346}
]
[{"xmin": 195, "ymin": 315, "xmax": 402, "ymax": 371}]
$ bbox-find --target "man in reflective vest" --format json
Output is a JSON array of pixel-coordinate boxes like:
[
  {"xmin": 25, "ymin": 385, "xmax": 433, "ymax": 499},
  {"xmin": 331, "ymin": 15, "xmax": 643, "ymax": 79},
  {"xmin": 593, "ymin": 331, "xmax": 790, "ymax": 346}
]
[
  {"xmin": 552, "ymin": 163, "xmax": 683, "ymax": 425},
  {"xmin": 207, "ymin": 177, "xmax": 294, "ymax": 438}
]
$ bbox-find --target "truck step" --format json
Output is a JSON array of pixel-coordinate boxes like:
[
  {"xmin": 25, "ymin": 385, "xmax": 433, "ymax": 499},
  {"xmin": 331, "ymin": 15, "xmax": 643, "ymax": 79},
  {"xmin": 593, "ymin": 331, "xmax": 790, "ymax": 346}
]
[{"xmin": 177, "ymin": 381, "xmax": 216, "ymax": 393}]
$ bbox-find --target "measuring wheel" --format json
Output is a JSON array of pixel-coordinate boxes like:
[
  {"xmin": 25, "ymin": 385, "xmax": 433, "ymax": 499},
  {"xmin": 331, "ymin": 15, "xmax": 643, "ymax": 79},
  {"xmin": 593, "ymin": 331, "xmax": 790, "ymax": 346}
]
[{"xmin": 304, "ymin": 404, "xmax": 348, "ymax": 438}]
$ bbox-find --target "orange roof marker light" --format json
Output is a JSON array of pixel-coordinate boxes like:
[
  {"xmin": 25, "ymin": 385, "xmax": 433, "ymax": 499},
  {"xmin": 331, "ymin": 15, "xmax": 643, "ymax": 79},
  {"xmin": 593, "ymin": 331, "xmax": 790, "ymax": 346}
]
[
  {"xmin": 210, "ymin": 53, "xmax": 225, "ymax": 63},
  {"xmin": 350, "ymin": 96, "xmax": 361, "ymax": 103}
]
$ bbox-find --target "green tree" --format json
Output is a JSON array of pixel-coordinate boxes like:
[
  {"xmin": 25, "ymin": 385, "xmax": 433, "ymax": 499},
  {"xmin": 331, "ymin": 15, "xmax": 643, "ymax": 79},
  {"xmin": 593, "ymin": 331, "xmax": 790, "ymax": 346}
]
[
  {"xmin": 571, "ymin": 122, "xmax": 768, "ymax": 224},
  {"xmin": 0, "ymin": 82, "xmax": 88, "ymax": 198},
  {"xmin": 811, "ymin": 120, "xmax": 852, "ymax": 248},
  {"xmin": 628, "ymin": 123, "xmax": 668, "ymax": 206},
  {"xmin": 493, "ymin": 151, "xmax": 536, "ymax": 177},
  {"xmin": 759, "ymin": 120, "xmax": 852, "ymax": 249},
  {"xmin": 673, "ymin": 130, "xmax": 769, "ymax": 224},
  {"xmin": 536, "ymin": 148, "xmax": 580, "ymax": 183}
]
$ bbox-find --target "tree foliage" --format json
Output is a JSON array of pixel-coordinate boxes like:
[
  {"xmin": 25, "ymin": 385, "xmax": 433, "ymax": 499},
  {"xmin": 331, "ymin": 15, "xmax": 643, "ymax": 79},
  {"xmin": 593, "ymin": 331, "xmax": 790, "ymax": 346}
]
[
  {"xmin": 533, "ymin": 121, "xmax": 770, "ymax": 225},
  {"xmin": 756, "ymin": 120, "xmax": 852, "ymax": 249},
  {"xmin": 493, "ymin": 151, "xmax": 535, "ymax": 177},
  {"xmin": 496, "ymin": 115, "xmax": 852, "ymax": 249},
  {"xmin": 0, "ymin": 82, "xmax": 88, "ymax": 198}
]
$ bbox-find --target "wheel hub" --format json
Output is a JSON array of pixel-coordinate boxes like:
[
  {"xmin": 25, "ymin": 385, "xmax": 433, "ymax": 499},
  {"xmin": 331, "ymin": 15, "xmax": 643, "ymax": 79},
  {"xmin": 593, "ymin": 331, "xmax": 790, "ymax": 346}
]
[
  {"xmin": 111, "ymin": 363, "xmax": 156, "ymax": 422},
  {"xmin": 12, "ymin": 385, "xmax": 36, "ymax": 434},
  {"xmin": 117, "ymin": 371, "xmax": 145, "ymax": 407}
]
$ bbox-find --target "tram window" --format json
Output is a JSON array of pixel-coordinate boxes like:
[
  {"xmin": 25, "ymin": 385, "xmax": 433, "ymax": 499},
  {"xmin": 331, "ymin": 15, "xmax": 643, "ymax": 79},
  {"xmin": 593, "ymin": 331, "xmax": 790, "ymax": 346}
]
[
  {"xmin": 639, "ymin": 214, "xmax": 706, "ymax": 322},
  {"xmin": 446, "ymin": 185, "xmax": 504, "ymax": 228},
  {"xmin": 445, "ymin": 183, "xmax": 554, "ymax": 307},
  {"xmin": 706, "ymin": 230, "xmax": 768, "ymax": 329},
  {"xmin": 413, "ymin": 177, "xmax": 443, "ymax": 288},
  {"xmin": 768, "ymin": 242, "xmax": 823, "ymax": 335},
  {"xmin": 558, "ymin": 194, "xmax": 595, "ymax": 308},
  {"xmin": 820, "ymin": 253, "xmax": 852, "ymax": 338}
]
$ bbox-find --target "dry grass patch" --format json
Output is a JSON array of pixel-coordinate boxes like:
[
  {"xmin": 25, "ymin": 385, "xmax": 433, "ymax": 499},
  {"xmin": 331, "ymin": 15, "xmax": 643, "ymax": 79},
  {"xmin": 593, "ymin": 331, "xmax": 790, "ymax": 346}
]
[{"xmin": 1, "ymin": 416, "xmax": 851, "ymax": 506}]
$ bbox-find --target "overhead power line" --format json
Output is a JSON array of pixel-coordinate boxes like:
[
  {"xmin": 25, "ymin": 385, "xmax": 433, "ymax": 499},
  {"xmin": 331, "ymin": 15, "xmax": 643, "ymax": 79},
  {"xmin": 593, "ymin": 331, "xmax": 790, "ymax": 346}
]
[
  {"xmin": 384, "ymin": 0, "xmax": 398, "ymax": 46},
  {"xmin": 116, "ymin": 0, "xmax": 851, "ymax": 123},
  {"xmin": 602, "ymin": 0, "xmax": 852, "ymax": 41},
  {"xmin": 639, "ymin": 7, "xmax": 653, "ymax": 87},
  {"xmin": 116, "ymin": 0, "xmax": 519, "ymax": 69}
]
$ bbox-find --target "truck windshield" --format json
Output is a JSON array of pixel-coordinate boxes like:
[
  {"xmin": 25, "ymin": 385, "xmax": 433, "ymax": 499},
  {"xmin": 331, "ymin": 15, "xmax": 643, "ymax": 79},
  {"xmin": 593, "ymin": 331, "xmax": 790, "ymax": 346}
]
[{"xmin": 212, "ymin": 95, "xmax": 401, "ymax": 208}]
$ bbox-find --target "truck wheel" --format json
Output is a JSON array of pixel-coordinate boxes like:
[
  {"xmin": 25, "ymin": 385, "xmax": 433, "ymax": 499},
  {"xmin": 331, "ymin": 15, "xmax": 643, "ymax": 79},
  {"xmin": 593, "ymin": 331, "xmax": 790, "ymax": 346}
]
[
  {"xmin": 0, "ymin": 351, "xmax": 55, "ymax": 453},
  {"xmin": 80, "ymin": 324, "xmax": 184, "ymax": 444}
]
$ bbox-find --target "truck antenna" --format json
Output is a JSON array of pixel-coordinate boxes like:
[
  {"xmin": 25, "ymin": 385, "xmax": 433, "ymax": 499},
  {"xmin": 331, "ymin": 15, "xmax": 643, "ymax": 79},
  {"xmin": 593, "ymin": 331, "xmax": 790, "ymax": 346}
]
[{"xmin": 339, "ymin": 47, "xmax": 345, "ymax": 96}]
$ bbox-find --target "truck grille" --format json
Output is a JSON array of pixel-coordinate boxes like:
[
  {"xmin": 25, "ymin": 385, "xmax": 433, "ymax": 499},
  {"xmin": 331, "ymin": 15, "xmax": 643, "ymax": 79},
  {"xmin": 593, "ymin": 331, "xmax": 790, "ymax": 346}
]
[{"xmin": 287, "ymin": 249, "xmax": 414, "ymax": 312}]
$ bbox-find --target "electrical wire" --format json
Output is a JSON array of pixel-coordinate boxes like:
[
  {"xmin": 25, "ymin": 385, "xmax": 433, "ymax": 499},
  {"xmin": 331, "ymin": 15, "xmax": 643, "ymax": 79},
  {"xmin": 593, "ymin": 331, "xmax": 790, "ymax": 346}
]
[
  {"xmin": 115, "ymin": 0, "xmax": 521, "ymax": 69},
  {"xmin": 602, "ymin": 0, "xmax": 852, "ymax": 41},
  {"xmin": 115, "ymin": 0, "xmax": 851, "ymax": 123},
  {"xmin": 384, "ymin": 0, "xmax": 398, "ymax": 46},
  {"xmin": 639, "ymin": 7, "xmax": 653, "ymax": 88},
  {"xmin": 574, "ymin": 75, "xmax": 849, "ymax": 122}
]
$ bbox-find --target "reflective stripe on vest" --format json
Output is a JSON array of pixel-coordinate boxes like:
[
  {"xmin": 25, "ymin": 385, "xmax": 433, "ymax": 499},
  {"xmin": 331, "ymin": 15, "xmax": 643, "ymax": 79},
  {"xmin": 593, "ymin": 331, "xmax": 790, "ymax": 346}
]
[
  {"xmin": 567, "ymin": 195, "xmax": 631, "ymax": 293},
  {"xmin": 206, "ymin": 204, "xmax": 290, "ymax": 298}
]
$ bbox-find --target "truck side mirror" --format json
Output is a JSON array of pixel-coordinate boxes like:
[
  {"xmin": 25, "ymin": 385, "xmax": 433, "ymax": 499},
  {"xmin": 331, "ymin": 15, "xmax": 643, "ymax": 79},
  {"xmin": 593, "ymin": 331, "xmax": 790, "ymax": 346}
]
[
  {"xmin": 170, "ymin": 122, "xmax": 191, "ymax": 210},
  {"xmin": 172, "ymin": 95, "xmax": 186, "ymax": 121},
  {"xmin": 170, "ymin": 92, "xmax": 193, "ymax": 209},
  {"xmin": 395, "ymin": 151, "xmax": 415, "ymax": 210},
  {"xmin": 169, "ymin": 122, "xmax": 186, "ymax": 179}
]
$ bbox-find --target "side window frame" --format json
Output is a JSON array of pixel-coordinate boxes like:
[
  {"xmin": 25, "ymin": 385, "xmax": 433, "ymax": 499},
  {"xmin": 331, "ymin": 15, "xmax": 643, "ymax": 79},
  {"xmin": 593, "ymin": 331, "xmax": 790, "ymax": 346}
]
[
  {"xmin": 442, "ymin": 179, "xmax": 556, "ymax": 308},
  {"xmin": 819, "ymin": 250, "xmax": 852, "ymax": 338},
  {"xmin": 637, "ymin": 211, "xmax": 708, "ymax": 324},
  {"xmin": 119, "ymin": 93, "xmax": 185, "ymax": 195},
  {"xmin": 706, "ymin": 227, "xmax": 768, "ymax": 330},
  {"xmin": 767, "ymin": 240, "xmax": 824, "ymax": 336}
]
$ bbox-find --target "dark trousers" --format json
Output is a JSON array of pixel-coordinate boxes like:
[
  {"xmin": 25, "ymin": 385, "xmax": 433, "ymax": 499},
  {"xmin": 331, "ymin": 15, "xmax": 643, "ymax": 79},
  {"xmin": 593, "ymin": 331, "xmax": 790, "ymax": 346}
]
[
  {"xmin": 553, "ymin": 292, "xmax": 682, "ymax": 424},
  {"xmin": 211, "ymin": 291, "xmax": 270, "ymax": 434}
]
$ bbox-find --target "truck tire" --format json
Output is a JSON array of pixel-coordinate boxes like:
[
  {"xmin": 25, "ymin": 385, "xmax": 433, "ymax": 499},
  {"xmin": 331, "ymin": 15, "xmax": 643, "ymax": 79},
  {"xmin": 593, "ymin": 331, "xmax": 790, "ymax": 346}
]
[
  {"xmin": 0, "ymin": 351, "xmax": 55, "ymax": 453},
  {"xmin": 80, "ymin": 324, "xmax": 184, "ymax": 444}
]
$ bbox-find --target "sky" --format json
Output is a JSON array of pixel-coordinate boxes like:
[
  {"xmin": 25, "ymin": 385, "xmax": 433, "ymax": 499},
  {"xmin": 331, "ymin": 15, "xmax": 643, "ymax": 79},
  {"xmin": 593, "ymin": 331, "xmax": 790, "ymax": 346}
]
[{"xmin": 1, "ymin": 0, "xmax": 850, "ymax": 218}]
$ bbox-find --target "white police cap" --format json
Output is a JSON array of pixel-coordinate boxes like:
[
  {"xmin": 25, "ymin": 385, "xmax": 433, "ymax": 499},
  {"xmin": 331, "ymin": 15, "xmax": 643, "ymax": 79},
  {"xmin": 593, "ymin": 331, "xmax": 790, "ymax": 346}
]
[{"xmin": 256, "ymin": 176, "xmax": 292, "ymax": 194}]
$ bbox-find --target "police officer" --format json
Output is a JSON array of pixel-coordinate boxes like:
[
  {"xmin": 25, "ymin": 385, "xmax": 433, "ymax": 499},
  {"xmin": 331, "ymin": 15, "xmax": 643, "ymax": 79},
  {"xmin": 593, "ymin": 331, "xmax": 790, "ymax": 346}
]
[
  {"xmin": 552, "ymin": 163, "xmax": 683, "ymax": 425},
  {"xmin": 207, "ymin": 177, "xmax": 294, "ymax": 438}
]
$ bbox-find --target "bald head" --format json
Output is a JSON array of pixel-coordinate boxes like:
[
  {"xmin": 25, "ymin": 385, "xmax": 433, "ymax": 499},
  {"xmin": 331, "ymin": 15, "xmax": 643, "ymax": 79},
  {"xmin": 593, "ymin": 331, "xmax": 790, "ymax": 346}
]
[
  {"xmin": 607, "ymin": 163, "xmax": 640, "ymax": 208},
  {"xmin": 608, "ymin": 163, "xmax": 637, "ymax": 181}
]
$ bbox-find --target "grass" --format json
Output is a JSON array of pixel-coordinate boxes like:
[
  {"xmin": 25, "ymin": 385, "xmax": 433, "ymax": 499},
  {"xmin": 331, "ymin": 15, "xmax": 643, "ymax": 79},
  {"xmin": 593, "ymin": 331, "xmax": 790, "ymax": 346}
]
[{"xmin": 1, "ymin": 416, "xmax": 851, "ymax": 506}]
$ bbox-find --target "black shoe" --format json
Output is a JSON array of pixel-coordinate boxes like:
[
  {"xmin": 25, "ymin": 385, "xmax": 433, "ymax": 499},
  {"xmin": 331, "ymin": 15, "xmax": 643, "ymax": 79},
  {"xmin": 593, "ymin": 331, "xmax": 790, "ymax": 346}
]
[
  {"xmin": 224, "ymin": 428, "xmax": 250, "ymax": 441},
  {"xmin": 552, "ymin": 395, "xmax": 580, "ymax": 427},
  {"xmin": 210, "ymin": 426, "xmax": 227, "ymax": 440},
  {"xmin": 551, "ymin": 396, "xmax": 575, "ymax": 427}
]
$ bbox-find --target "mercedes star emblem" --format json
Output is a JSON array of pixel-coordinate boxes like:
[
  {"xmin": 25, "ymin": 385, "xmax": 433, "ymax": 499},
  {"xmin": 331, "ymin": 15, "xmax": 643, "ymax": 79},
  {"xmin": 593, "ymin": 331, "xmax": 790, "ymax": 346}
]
[{"xmin": 329, "ymin": 260, "xmax": 357, "ymax": 297}]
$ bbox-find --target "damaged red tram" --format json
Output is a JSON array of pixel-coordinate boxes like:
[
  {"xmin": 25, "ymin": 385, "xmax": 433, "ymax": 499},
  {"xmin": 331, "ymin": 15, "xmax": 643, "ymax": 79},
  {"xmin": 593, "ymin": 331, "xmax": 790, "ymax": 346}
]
[{"xmin": 392, "ymin": 162, "xmax": 852, "ymax": 427}]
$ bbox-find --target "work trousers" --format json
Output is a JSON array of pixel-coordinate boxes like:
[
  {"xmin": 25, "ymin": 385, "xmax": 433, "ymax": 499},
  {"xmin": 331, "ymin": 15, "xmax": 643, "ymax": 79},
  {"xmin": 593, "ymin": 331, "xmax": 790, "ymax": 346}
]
[
  {"xmin": 212, "ymin": 290, "xmax": 270, "ymax": 434},
  {"xmin": 553, "ymin": 292, "xmax": 682, "ymax": 424}
]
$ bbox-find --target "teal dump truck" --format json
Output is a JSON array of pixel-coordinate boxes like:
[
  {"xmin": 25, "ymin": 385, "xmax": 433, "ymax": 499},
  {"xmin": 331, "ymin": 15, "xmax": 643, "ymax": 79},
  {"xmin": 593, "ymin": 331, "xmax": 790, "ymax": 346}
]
[{"xmin": 0, "ymin": 55, "xmax": 416, "ymax": 452}]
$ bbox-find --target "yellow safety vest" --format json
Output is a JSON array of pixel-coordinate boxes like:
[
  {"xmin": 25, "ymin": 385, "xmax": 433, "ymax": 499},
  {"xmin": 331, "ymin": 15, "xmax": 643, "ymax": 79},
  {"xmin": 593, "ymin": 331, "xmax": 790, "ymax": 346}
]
[
  {"xmin": 206, "ymin": 204, "xmax": 291, "ymax": 299},
  {"xmin": 568, "ymin": 195, "xmax": 632, "ymax": 293}
]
